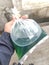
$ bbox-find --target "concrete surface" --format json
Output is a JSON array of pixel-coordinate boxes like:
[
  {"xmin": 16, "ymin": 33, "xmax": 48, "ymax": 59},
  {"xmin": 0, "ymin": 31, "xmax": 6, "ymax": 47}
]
[
  {"xmin": 0, "ymin": 0, "xmax": 49, "ymax": 65},
  {"xmin": 9, "ymin": 25, "xmax": 49, "ymax": 65},
  {"xmin": 0, "ymin": 0, "xmax": 13, "ymax": 32}
]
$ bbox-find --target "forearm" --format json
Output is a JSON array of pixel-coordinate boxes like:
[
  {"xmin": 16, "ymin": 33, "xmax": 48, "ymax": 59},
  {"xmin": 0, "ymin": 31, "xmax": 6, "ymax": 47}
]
[{"xmin": 0, "ymin": 32, "xmax": 14, "ymax": 65}]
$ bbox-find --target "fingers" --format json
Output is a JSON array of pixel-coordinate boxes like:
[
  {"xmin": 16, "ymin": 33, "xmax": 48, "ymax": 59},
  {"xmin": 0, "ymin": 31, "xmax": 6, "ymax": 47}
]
[
  {"xmin": 12, "ymin": 14, "xmax": 28, "ymax": 20},
  {"xmin": 10, "ymin": 14, "xmax": 28, "ymax": 23},
  {"xmin": 21, "ymin": 15, "xmax": 28, "ymax": 19}
]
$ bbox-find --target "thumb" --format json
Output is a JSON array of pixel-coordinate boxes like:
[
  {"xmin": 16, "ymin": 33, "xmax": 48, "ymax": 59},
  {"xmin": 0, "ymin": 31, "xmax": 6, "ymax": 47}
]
[{"xmin": 10, "ymin": 16, "xmax": 16, "ymax": 23}]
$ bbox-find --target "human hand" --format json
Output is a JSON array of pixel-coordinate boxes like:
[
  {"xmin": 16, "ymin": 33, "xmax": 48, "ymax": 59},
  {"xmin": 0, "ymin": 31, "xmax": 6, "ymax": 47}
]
[
  {"xmin": 4, "ymin": 17, "xmax": 16, "ymax": 33},
  {"xmin": 4, "ymin": 15, "xmax": 28, "ymax": 33}
]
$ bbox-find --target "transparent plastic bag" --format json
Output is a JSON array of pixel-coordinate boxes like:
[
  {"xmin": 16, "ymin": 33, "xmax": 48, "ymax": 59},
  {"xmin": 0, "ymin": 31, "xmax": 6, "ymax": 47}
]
[
  {"xmin": 10, "ymin": 19, "xmax": 47, "ymax": 59},
  {"xmin": 11, "ymin": 19, "xmax": 42, "ymax": 46}
]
